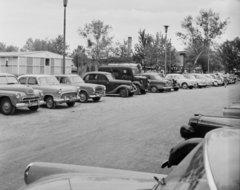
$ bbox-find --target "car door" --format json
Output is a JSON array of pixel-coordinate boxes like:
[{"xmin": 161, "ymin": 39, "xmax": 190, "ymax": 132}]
[{"xmin": 97, "ymin": 74, "xmax": 111, "ymax": 91}]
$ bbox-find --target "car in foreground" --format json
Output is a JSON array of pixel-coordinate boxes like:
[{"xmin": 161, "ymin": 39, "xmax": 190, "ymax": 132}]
[
  {"xmin": 139, "ymin": 73, "xmax": 173, "ymax": 92},
  {"xmin": 19, "ymin": 127, "xmax": 240, "ymax": 190},
  {"xmin": 83, "ymin": 71, "xmax": 136, "ymax": 97},
  {"xmin": 55, "ymin": 74, "xmax": 106, "ymax": 103},
  {"xmin": 165, "ymin": 74, "xmax": 196, "ymax": 89},
  {"xmin": 183, "ymin": 74, "xmax": 206, "ymax": 88},
  {"xmin": 18, "ymin": 75, "xmax": 80, "ymax": 109},
  {"xmin": 0, "ymin": 73, "xmax": 44, "ymax": 115}
]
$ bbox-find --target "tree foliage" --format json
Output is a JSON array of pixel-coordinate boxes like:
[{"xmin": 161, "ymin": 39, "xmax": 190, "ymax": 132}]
[
  {"xmin": 71, "ymin": 46, "xmax": 88, "ymax": 76},
  {"xmin": 77, "ymin": 20, "xmax": 113, "ymax": 62},
  {"xmin": 0, "ymin": 42, "xmax": 19, "ymax": 52}
]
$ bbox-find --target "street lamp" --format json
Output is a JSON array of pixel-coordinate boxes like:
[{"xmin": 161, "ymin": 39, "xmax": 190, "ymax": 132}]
[
  {"xmin": 164, "ymin": 25, "xmax": 169, "ymax": 74},
  {"xmin": 63, "ymin": 0, "xmax": 68, "ymax": 74}
]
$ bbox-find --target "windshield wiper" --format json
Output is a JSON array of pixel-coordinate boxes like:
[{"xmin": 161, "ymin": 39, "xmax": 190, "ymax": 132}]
[{"xmin": 152, "ymin": 176, "xmax": 166, "ymax": 190}]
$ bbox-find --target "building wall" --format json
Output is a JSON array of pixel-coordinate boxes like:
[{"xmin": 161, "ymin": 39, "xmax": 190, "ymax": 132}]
[{"xmin": 0, "ymin": 57, "xmax": 18, "ymax": 74}]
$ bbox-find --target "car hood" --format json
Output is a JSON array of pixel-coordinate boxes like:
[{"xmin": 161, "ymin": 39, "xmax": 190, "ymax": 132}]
[
  {"xmin": 0, "ymin": 84, "xmax": 34, "ymax": 94},
  {"xmin": 71, "ymin": 82, "xmax": 105, "ymax": 89},
  {"xmin": 23, "ymin": 173, "xmax": 158, "ymax": 190},
  {"xmin": 39, "ymin": 84, "xmax": 78, "ymax": 92}
]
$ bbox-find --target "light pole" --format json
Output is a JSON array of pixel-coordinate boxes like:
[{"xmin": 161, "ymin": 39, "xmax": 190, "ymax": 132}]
[
  {"xmin": 63, "ymin": 0, "xmax": 68, "ymax": 74},
  {"xmin": 164, "ymin": 25, "xmax": 169, "ymax": 74}
]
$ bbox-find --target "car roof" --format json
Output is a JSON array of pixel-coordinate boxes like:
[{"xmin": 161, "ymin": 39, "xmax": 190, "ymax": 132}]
[
  {"xmin": 54, "ymin": 74, "xmax": 79, "ymax": 77},
  {"xmin": 84, "ymin": 71, "xmax": 112, "ymax": 75},
  {"xmin": 0, "ymin": 73, "xmax": 15, "ymax": 77},
  {"xmin": 141, "ymin": 73, "xmax": 158, "ymax": 75},
  {"xmin": 19, "ymin": 74, "xmax": 55, "ymax": 78},
  {"xmin": 205, "ymin": 127, "xmax": 240, "ymax": 190}
]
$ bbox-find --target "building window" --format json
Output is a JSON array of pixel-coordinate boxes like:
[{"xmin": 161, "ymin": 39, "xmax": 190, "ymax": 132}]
[
  {"xmin": 45, "ymin": 58, "xmax": 50, "ymax": 66},
  {"xmin": 5, "ymin": 58, "xmax": 8, "ymax": 67}
]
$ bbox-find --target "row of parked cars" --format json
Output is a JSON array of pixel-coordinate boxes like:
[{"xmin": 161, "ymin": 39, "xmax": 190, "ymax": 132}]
[
  {"xmin": 18, "ymin": 102, "xmax": 240, "ymax": 190},
  {"xmin": 0, "ymin": 64, "xmax": 238, "ymax": 115}
]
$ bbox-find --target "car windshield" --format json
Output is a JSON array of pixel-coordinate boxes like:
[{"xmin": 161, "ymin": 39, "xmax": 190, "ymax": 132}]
[
  {"xmin": 195, "ymin": 75, "xmax": 206, "ymax": 79},
  {"xmin": 158, "ymin": 142, "xmax": 210, "ymax": 190},
  {"xmin": 69, "ymin": 76, "xmax": 84, "ymax": 83},
  {"xmin": 0, "ymin": 76, "xmax": 19, "ymax": 84},
  {"xmin": 152, "ymin": 75, "xmax": 164, "ymax": 80},
  {"xmin": 39, "ymin": 77, "xmax": 60, "ymax": 85},
  {"xmin": 132, "ymin": 67, "xmax": 140, "ymax": 76}
]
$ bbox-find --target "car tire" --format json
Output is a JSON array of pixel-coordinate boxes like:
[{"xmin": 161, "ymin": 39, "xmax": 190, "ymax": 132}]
[
  {"xmin": 134, "ymin": 85, "xmax": 141, "ymax": 95},
  {"xmin": 79, "ymin": 91, "xmax": 88, "ymax": 103},
  {"xmin": 129, "ymin": 93, "xmax": 134, "ymax": 97},
  {"xmin": 46, "ymin": 96, "xmax": 56, "ymax": 109},
  {"xmin": 0, "ymin": 98, "xmax": 16, "ymax": 115},
  {"xmin": 197, "ymin": 84, "xmax": 202, "ymax": 88},
  {"xmin": 67, "ymin": 102, "xmax": 75, "ymax": 107},
  {"xmin": 119, "ymin": 88, "xmax": 129, "ymax": 97},
  {"xmin": 189, "ymin": 86, "xmax": 193, "ymax": 89},
  {"xmin": 92, "ymin": 97, "xmax": 101, "ymax": 102},
  {"xmin": 28, "ymin": 106, "xmax": 39, "ymax": 111},
  {"xmin": 150, "ymin": 86, "xmax": 158, "ymax": 93},
  {"xmin": 140, "ymin": 89, "xmax": 147, "ymax": 94},
  {"xmin": 174, "ymin": 88, "xmax": 179, "ymax": 91},
  {"xmin": 182, "ymin": 83, "xmax": 188, "ymax": 89}
]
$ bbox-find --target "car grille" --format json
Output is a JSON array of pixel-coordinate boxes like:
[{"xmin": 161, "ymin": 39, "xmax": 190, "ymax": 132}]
[
  {"xmin": 22, "ymin": 97, "xmax": 39, "ymax": 103},
  {"xmin": 61, "ymin": 92, "xmax": 77, "ymax": 99}
]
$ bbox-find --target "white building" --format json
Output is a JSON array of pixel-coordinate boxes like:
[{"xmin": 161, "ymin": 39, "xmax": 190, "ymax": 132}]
[{"xmin": 0, "ymin": 51, "xmax": 72, "ymax": 76}]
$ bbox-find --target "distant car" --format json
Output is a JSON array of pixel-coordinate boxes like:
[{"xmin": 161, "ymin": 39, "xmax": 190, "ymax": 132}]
[
  {"xmin": 18, "ymin": 75, "xmax": 80, "ymax": 109},
  {"xmin": 83, "ymin": 71, "xmax": 136, "ymax": 97},
  {"xmin": 20, "ymin": 127, "xmax": 240, "ymax": 190},
  {"xmin": 139, "ymin": 73, "xmax": 173, "ymax": 92},
  {"xmin": 55, "ymin": 74, "xmax": 106, "ymax": 103},
  {"xmin": 204, "ymin": 74, "xmax": 220, "ymax": 86},
  {"xmin": 191, "ymin": 73, "xmax": 212, "ymax": 86},
  {"xmin": 210, "ymin": 74, "xmax": 224, "ymax": 86},
  {"xmin": 183, "ymin": 74, "xmax": 206, "ymax": 88},
  {"xmin": 0, "ymin": 73, "xmax": 44, "ymax": 115},
  {"xmin": 165, "ymin": 74, "xmax": 196, "ymax": 89}
]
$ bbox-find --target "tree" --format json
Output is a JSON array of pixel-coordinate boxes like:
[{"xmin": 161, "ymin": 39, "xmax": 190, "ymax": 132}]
[
  {"xmin": 77, "ymin": 20, "xmax": 113, "ymax": 64},
  {"xmin": 176, "ymin": 9, "xmax": 229, "ymax": 73},
  {"xmin": 72, "ymin": 46, "xmax": 88, "ymax": 76},
  {"xmin": 0, "ymin": 42, "xmax": 19, "ymax": 52}
]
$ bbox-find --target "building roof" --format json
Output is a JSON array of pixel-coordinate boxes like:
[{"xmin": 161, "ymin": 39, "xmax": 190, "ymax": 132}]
[{"xmin": 0, "ymin": 51, "xmax": 72, "ymax": 60}]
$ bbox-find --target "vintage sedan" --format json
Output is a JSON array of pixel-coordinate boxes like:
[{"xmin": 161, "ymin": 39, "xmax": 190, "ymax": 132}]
[
  {"xmin": 183, "ymin": 74, "xmax": 207, "ymax": 88},
  {"xmin": 18, "ymin": 75, "xmax": 80, "ymax": 109},
  {"xmin": 165, "ymin": 74, "xmax": 196, "ymax": 89},
  {"xmin": 83, "ymin": 71, "xmax": 136, "ymax": 97},
  {"xmin": 210, "ymin": 74, "xmax": 224, "ymax": 86},
  {"xmin": 139, "ymin": 73, "xmax": 173, "ymax": 92},
  {"xmin": 55, "ymin": 74, "xmax": 106, "ymax": 103},
  {"xmin": 18, "ymin": 127, "xmax": 240, "ymax": 190},
  {"xmin": 191, "ymin": 73, "xmax": 212, "ymax": 86},
  {"xmin": 0, "ymin": 73, "xmax": 44, "ymax": 115}
]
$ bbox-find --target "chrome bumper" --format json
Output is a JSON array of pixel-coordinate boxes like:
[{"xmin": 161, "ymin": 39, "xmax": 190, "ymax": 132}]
[
  {"xmin": 16, "ymin": 100, "xmax": 45, "ymax": 108},
  {"xmin": 89, "ymin": 92, "xmax": 106, "ymax": 98},
  {"xmin": 54, "ymin": 96, "xmax": 80, "ymax": 104}
]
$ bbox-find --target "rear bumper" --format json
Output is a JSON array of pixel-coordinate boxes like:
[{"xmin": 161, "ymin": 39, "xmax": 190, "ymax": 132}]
[{"xmin": 16, "ymin": 100, "xmax": 45, "ymax": 108}]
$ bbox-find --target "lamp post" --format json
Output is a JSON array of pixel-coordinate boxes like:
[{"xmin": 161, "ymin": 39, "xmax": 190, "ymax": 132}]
[
  {"xmin": 63, "ymin": 0, "xmax": 68, "ymax": 74},
  {"xmin": 164, "ymin": 25, "xmax": 169, "ymax": 74}
]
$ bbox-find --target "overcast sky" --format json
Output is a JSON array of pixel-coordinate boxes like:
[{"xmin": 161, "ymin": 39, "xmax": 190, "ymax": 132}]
[{"xmin": 1, "ymin": 0, "xmax": 239, "ymax": 53}]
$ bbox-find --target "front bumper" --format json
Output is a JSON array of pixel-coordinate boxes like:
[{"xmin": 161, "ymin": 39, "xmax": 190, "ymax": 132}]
[
  {"xmin": 89, "ymin": 92, "xmax": 106, "ymax": 98},
  {"xmin": 16, "ymin": 100, "xmax": 45, "ymax": 108},
  {"xmin": 54, "ymin": 96, "xmax": 80, "ymax": 104}
]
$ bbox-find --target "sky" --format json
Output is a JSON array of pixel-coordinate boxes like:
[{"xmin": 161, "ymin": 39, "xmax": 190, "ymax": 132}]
[{"xmin": 1, "ymin": 0, "xmax": 239, "ymax": 53}]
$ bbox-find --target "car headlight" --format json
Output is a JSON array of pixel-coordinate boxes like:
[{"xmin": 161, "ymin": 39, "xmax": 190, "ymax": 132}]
[
  {"xmin": 78, "ymin": 87, "xmax": 81, "ymax": 93},
  {"xmin": 58, "ymin": 89, "xmax": 62, "ymax": 94},
  {"xmin": 15, "ymin": 93, "xmax": 21, "ymax": 100},
  {"xmin": 39, "ymin": 91, "xmax": 44, "ymax": 98},
  {"xmin": 92, "ymin": 87, "xmax": 95, "ymax": 93}
]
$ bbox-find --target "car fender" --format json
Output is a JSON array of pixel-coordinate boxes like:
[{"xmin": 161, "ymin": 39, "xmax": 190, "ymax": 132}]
[
  {"xmin": 0, "ymin": 91, "xmax": 25, "ymax": 106},
  {"xmin": 107, "ymin": 84, "xmax": 132, "ymax": 94},
  {"xmin": 132, "ymin": 81, "xmax": 144, "ymax": 90}
]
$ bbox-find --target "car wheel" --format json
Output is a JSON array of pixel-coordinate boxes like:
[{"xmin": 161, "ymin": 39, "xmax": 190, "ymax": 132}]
[
  {"xmin": 134, "ymin": 85, "xmax": 141, "ymax": 95},
  {"xmin": 79, "ymin": 91, "xmax": 88, "ymax": 103},
  {"xmin": 0, "ymin": 98, "xmax": 16, "ymax": 115},
  {"xmin": 129, "ymin": 93, "xmax": 134, "ymax": 97},
  {"xmin": 119, "ymin": 88, "xmax": 129, "ymax": 97},
  {"xmin": 92, "ymin": 97, "xmax": 101, "ymax": 102},
  {"xmin": 182, "ymin": 83, "xmax": 188, "ymax": 89},
  {"xmin": 151, "ymin": 86, "xmax": 158, "ymax": 93},
  {"xmin": 46, "ymin": 96, "xmax": 56, "ymax": 109},
  {"xmin": 28, "ymin": 106, "xmax": 39, "ymax": 111},
  {"xmin": 67, "ymin": 102, "xmax": 75, "ymax": 107},
  {"xmin": 189, "ymin": 86, "xmax": 193, "ymax": 89},
  {"xmin": 174, "ymin": 88, "xmax": 179, "ymax": 91}
]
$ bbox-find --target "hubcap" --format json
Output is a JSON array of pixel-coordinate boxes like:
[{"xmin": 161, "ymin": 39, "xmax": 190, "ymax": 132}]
[
  {"xmin": 47, "ymin": 98, "xmax": 53, "ymax": 107},
  {"xmin": 3, "ymin": 102, "xmax": 11, "ymax": 112},
  {"xmin": 151, "ymin": 87, "xmax": 157, "ymax": 93},
  {"xmin": 80, "ymin": 93, "xmax": 87, "ymax": 102}
]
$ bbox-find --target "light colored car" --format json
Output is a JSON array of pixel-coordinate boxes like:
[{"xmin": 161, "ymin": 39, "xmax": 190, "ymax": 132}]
[
  {"xmin": 165, "ymin": 74, "xmax": 196, "ymax": 89},
  {"xmin": 183, "ymin": 74, "xmax": 206, "ymax": 88},
  {"xmin": 55, "ymin": 74, "xmax": 106, "ymax": 103},
  {"xmin": 210, "ymin": 74, "xmax": 224, "ymax": 86},
  {"xmin": 18, "ymin": 74, "xmax": 80, "ymax": 109},
  {"xmin": 0, "ymin": 73, "xmax": 44, "ymax": 115},
  {"xmin": 191, "ymin": 73, "xmax": 212, "ymax": 86},
  {"xmin": 204, "ymin": 74, "xmax": 220, "ymax": 86},
  {"xmin": 19, "ymin": 127, "xmax": 240, "ymax": 190}
]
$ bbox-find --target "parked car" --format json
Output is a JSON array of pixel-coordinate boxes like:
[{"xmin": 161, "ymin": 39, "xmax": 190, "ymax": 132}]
[
  {"xmin": 165, "ymin": 74, "xmax": 196, "ymax": 89},
  {"xmin": 18, "ymin": 75, "xmax": 80, "ymax": 109},
  {"xmin": 180, "ymin": 113, "xmax": 240, "ymax": 139},
  {"xmin": 158, "ymin": 73, "xmax": 181, "ymax": 91},
  {"xmin": 98, "ymin": 65, "xmax": 149, "ymax": 95},
  {"xmin": 19, "ymin": 127, "xmax": 240, "ymax": 190},
  {"xmin": 55, "ymin": 74, "xmax": 106, "ymax": 103},
  {"xmin": 183, "ymin": 74, "xmax": 206, "ymax": 88},
  {"xmin": 191, "ymin": 73, "xmax": 212, "ymax": 86},
  {"xmin": 204, "ymin": 74, "xmax": 220, "ymax": 86},
  {"xmin": 83, "ymin": 71, "xmax": 136, "ymax": 97},
  {"xmin": 210, "ymin": 74, "xmax": 224, "ymax": 86},
  {"xmin": 0, "ymin": 73, "xmax": 44, "ymax": 115},
  {"xmin": 139, "ymin": 73, "xmax": 173, "ymax": 92}
]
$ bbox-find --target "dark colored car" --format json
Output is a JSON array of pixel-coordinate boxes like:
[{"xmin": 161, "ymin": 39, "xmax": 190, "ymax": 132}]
[
  {"xmin": 55, "ymin": 74, "xmax": 106, "ymax": 103},
  {"xmin": 98, "ymin": 65, "xmax": 149, "ymax": 95},
  {"xmin": 180, "ymin": 114, "xmax": 240, "ymax": 139},
  {"xmin": 83, "ymin": 71, "xmax": 136, "ymax": 97},
  {"xmin": 19, "ymin": 127, "xmax": 240, "ymax": 190},
  {"xmin": 139, "ymin": 73, "xmax": 173, "ymax": 92}
]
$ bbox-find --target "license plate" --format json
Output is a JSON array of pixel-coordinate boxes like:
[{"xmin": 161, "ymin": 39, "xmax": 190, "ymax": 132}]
[{"xmin": 30, "ymin": 101, "xmax": 38, "ymax": 106}]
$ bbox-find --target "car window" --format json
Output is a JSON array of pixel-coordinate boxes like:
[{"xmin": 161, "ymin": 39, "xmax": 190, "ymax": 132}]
[
  {"xmin": 97, "ymin": 74, "xmax": 108, "ymax": 82},
  {"xmin": 28, "ymin": 77, "xmax": 38, "ymax": 85},
  {"xmin": 19, "ymin": 77, "xmax": 27, "ymax": 84},
  {"xmin": 60, "ymin": 77, "xmax": 70, "ymax": 84},
  {"xmin": 0, "ymin": 76, "xmax": 8, "ymax": 84},
  {"xmin": 112, "ymin": 68, "xmax": 119, "ymax": 77},
  {"xmin": 87, "ymin": 74, "xmax": 97, "ymax": 83},
  {"xmin": 39, "ymin": 77, "xmax": 59, "ymax": 85}
]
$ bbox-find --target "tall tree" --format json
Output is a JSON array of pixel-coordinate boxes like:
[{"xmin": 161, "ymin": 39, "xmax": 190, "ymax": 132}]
[
  {"xmin": 72, "ymin": 46, "xmax": 88, "ymax": 76},
  {"xmin": 176, "ymin": 9, "xmax": 229, "ymax": 72},
  {"xmin": 0, "ymin": 42, "xmax": 19, "ymax": 52},
  {"xmin": 77, "ymin": 20, "xmax": 113, "ymax": 64}
]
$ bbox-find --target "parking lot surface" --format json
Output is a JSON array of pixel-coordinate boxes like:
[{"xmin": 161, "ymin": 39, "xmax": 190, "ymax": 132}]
[{"xmin": 1, "ymin": 83, "xmax": 240, "ymax": 190}]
